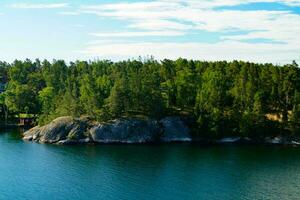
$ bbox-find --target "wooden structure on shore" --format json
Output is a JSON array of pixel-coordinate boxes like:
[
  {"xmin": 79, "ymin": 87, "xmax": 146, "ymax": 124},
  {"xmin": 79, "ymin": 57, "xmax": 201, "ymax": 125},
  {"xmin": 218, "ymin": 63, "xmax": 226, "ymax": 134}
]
[{"xmin": 19, "ymin": 117, "xmax": 34, "ymax": 126}]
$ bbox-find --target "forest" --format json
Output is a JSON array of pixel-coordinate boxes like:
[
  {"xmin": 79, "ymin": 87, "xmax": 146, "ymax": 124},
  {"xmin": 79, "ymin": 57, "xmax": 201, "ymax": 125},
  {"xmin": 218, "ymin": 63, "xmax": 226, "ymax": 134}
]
[{"xmin": 0, "ymin": 58, "xmax": 299, "ymax": 137}]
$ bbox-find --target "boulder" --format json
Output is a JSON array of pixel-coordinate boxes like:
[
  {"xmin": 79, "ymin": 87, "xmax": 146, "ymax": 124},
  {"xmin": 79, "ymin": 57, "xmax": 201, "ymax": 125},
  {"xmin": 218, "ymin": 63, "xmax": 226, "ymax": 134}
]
[
  {"xmin": 23, "ymin": 117, "xmax": 88, "ymax": 144},
  {"xmin": 23, "ymin": 126, "xmax": 41, "ymax": 141}
]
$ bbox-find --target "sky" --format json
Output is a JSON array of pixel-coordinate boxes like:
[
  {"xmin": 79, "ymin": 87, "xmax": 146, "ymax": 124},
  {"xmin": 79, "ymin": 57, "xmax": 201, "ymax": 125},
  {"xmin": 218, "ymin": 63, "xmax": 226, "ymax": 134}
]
[{"xmin": 0, "ymin": 0, "xmax": 300, "ymax": 64}]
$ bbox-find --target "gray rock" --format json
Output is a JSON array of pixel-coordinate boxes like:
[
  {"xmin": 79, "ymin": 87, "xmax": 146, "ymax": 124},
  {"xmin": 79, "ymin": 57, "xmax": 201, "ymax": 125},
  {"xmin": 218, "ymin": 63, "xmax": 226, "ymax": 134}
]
[
  {"xmin": 90, "ymin": 118, "xmax": 162, "ymax": 143},
  {"xmin": 57, "ymin": 139, "xmax": 74, "ymax": 145},
  {"xmin": 79, "ymin": 138, "xmax": 91, "ymax": 143},
  {"xmin": 265, "ymin": 136, "xmax": 284, "ymax": 144},
  {"xmin": 52, "ymin": 137, "xmax": 90, "ymax": 145},
  {"xmin": 291, "ymin": 141, "xmax": 300, "ymax": 146},
  {"xmin": 217, "ymin": 137, "xmax": 241, "ymax": 144},
  {"xmin": 23, "ymin": 117, "xmax": 88, "ymax": 144},
  {"xmin": 160, "ymin": 116, "xmax": 191, "ymax": 142},
  {"xmin": 23, "ymin": 116, "xmax": 192, "ymax": 144},
  {"xmin": 39, "ymin": 117, "xmax": 74, "ymax": 143},
  {"xmin": 21, "ymin": 116, "xmax": 300, "ymax": 146},
  {"xmin": 23, "ymin": 126, "xmax": 41, "ymax": 141}
]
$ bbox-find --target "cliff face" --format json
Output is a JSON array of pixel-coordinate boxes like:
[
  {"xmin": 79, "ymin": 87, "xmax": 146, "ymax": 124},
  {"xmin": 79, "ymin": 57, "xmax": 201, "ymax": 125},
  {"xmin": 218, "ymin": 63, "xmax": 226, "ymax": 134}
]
[{"xmin": 23, "ymin": 116, "xmax": 192, "ymax": 144}]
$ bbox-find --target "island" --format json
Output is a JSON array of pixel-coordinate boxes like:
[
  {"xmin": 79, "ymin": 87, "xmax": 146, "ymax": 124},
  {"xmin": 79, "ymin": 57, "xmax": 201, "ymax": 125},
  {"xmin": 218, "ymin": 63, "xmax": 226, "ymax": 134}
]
[{"xmin": 0, "ymin": 58, "xmax": 299, "ymax": 145}]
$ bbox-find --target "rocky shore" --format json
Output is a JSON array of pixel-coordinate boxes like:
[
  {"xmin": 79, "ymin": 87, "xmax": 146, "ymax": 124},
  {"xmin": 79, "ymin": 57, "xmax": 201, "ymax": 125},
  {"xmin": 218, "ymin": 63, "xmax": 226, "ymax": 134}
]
[
  {"xmin": 23, "ymin": 116, "xmax": 192, "ymax": 144},
  {"xmin": 23, "ymin": 116, "xmax": 300, "ymax": 146}
]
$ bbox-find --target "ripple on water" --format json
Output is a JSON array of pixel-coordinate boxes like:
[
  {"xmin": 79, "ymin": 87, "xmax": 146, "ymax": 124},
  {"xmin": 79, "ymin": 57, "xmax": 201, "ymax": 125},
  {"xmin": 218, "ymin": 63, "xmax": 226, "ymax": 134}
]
[{"xmin": 0, "ymin": 130, "xmax": 300, "ymax": 200}]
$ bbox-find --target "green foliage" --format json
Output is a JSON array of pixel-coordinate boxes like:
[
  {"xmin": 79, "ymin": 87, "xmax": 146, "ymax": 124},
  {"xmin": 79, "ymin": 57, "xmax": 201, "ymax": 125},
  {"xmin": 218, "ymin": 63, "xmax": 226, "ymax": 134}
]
[
  {"xmin": 195, "ymin": 66, "xmax": 228, "ymax": 135},
  {"xmin": 106, "ymin": 78, "xmax": 129, "ymax": 117},
  {"xmin": 5, "ymin": 81, "xmax": 39, "ymax": 114},
  {"xmin": 1, "ymin": 58, "xmax": 300, "ymax": 137},
  {"xmin": 290, "ymin": 90, "xmax": 300, "ymax": 134}
]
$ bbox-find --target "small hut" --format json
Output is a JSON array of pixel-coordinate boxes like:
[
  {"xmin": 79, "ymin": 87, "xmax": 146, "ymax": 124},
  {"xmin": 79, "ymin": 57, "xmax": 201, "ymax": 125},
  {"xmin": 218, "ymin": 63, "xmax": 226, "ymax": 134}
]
[{"xmin": 19, "ymin": 117, "xmax": 34, "ymax": 126}]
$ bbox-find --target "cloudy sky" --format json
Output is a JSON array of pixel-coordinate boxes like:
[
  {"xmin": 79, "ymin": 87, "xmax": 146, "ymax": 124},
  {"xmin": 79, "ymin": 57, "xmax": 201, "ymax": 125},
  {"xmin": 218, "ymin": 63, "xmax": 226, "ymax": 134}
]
[{"xmin": 0, "ymin": 0, "xmax": 299, "ymax": 64}]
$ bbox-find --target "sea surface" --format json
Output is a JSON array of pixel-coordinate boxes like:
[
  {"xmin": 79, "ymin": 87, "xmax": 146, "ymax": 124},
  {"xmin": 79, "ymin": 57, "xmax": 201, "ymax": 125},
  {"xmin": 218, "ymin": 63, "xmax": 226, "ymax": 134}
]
[{"xmin": 1, "ymin": 129, "xmax": 300, "ymax": 200}]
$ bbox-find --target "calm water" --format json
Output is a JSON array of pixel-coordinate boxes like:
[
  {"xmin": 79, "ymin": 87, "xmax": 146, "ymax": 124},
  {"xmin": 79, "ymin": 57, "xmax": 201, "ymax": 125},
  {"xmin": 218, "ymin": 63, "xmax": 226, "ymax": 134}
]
[{"xmin": 1, "ymin": 129, "xmax": 300, "ymax": 200}]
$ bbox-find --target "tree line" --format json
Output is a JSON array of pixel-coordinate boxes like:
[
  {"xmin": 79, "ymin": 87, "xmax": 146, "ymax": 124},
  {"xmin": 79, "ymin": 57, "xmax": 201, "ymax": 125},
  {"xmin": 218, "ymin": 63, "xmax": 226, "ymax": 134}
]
[{"xmin": 0, "ymin": 58, "xmax": 299, "ymax": 137}]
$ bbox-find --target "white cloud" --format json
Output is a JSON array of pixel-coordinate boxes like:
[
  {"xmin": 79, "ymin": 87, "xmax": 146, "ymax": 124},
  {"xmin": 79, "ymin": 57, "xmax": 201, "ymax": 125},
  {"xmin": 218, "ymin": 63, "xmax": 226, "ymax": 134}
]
[
  {"xmin": 81, "ymin": 1, "xmax": 300, "ymax": 44},
  {"xmin": 81, "ymin": 41, "xmax": 300, "ymax": 64},
  {"xmin": 78, "ymin": 0, "xmax": 300, "ymax": 63},
  {"xmin": 58, "ymin": 11, "xmax": 80, "ymax": 16},
  {"xmin": 90, "ymin": 30, "xmax": 185, "ymax": 37},
  {"xmin": 11, "ymin": 3, "xmax": 68, "ymax": 9},
  {"xmin": 127, "ymin": 20, "xmax": 193, "ymax": 30},
  {"xmin": 159, "ymin": 0, "xmax": 300, "ymax": 8},
  {"xmin": 81, "ymin": 1, "xmax": 180, "ymax": 12}
]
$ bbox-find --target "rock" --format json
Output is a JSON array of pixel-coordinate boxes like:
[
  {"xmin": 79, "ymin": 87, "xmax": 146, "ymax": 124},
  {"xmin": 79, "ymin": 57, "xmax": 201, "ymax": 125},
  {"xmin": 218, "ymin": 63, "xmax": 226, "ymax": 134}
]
[
  {"xmin": 265, "ymin": 136, "xmax": 284, "ymax": 144},
  {"xmin": 56, "ymin": 138, "xmax": 90, "ymax": 145},
  {"xmin": 22, "ymin": 115, "xmax": 300, "ymax": 146},
  {"xmin": 79, "ymin": 138, "xmax": 91, "ymax": 144},
  {"xmin": 217, "ymin": 137, "xmax": 241, "ymax": 144},
  {"xmin": 23, "ymin": 126, "xmax": 41, "ymax": 141},
  {"xmin": 291, "ymin": 141, "xmax": 300, "ymax": 146},
  {"xmin": 23, "ymin": 117, "xmax": 89, "ymax": 144},
  {"xmin": 23, "ymin": 135, "xmax": 33, "ymax": 141},
  {"xmin": 89, "ymin": 118, "xmax": 162, "ymax": 143},
  {"xmin": 38, "ymin": 117, "xmax": 74, "ymax": 143},
  {"xmin": 23, "ymin": 116, "xmax": 192, "ymax": 145},
  {"xmin": 159, "ymin": 116, "xmax": 192, "ymax": 142},
  {"xmin": 57, "ymin": 139, "xmax": 75, "ymax": 145}
]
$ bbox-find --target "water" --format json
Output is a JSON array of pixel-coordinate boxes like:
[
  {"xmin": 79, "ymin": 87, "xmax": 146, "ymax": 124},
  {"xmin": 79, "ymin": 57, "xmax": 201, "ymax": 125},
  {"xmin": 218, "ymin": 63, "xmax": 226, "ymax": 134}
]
[{"xmin": 1, "ymin": 129, "xmax": 300, "ymax": 200}]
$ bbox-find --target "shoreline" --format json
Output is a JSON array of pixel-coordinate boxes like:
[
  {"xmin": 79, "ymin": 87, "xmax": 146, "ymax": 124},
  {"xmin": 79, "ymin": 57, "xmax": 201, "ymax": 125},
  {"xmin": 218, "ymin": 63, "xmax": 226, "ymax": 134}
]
[
  {"xmin": 22, "ymin": 137, "xmax": 300, "ymax": 147},
  {"xmin": 22, "ymin": 116, "xmax": 300, "ymax": 146}
]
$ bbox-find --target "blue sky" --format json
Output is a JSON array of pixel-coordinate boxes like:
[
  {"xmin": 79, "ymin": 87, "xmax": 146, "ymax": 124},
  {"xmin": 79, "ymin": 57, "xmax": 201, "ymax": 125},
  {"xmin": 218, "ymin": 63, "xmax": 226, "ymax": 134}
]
[{"xmin": 0, "ymin": 0, "xmax": 299, "ymax": 64}]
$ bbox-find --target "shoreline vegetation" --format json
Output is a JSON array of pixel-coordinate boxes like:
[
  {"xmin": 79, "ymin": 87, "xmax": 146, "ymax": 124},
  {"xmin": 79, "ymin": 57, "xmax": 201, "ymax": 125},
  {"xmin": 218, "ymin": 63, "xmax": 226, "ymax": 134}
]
[{"xmin": 1, "ymin": 58, "xmax": 300, "ymax": 144}]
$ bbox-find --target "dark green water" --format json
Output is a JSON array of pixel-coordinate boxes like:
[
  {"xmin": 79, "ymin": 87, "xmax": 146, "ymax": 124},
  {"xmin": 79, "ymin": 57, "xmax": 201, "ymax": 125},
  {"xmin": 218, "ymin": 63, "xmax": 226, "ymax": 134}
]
[{"xmin": 1, "ymin": 129, "xmax": 300, "ymax": 200}]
